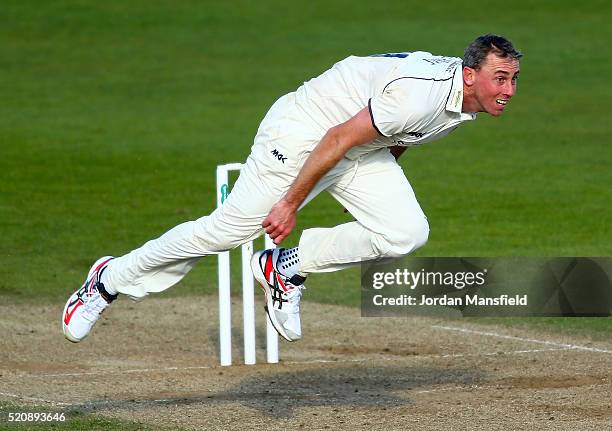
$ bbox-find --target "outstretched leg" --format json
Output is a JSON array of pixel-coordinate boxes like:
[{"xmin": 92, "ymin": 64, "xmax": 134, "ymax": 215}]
[{"xmin": 62, "ymin": 144, "xmax": 297, "ymax": 342}]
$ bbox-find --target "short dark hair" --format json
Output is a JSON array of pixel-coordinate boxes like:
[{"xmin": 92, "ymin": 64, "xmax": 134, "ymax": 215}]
[{"xmin": 463, "ymin": 34, "xmax": 523, "ymax": 69}]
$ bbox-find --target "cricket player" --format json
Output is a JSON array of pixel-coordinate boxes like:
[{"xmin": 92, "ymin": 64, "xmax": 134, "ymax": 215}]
[{"xmin": 63, "ymin": 34, "xmax": 521, "ymax": 343}]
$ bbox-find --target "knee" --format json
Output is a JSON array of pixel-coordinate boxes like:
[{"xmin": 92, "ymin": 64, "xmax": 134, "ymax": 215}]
[
  {"xmin": 378, "ymin": 217, "xmax": 429, "ymax": 258},
  {"xmin": 193, "ymin": 215, "xmax": 262, "ymax": 253},
  {"xmin": 196, "ymin": 230, "xmax": 245, "ymax": 253},
  {"xmin": 199, "ymin": 237, "xmax": 237, "ymax": 253},
  {"xmin": 193, "ymin": 215, "xmax": 244, "ymax": 253}
]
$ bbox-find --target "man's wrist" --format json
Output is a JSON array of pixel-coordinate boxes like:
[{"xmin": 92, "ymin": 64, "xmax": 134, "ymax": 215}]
[{"xmin": 281, "ymin": 195, "xmax": 301, "ymax": 211}]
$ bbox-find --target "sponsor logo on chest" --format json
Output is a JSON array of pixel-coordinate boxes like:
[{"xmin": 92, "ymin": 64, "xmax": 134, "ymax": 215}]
[{"xmin": 271, "ymin": 149, "xmax": 288, "ymax": 163}]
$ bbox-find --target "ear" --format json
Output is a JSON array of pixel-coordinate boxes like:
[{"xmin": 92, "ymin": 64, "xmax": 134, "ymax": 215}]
[{"xmin": 463, "ymin": 66, "xmax": 476, "ymax": 86}]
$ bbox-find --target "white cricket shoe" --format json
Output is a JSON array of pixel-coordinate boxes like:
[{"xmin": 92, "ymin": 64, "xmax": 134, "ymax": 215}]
[
  {"xmin": 62, "ymin": 256, "xmax": 117, "ymax": 342},
  {"xmin": 251, "ymin": 248, "xmax": 306, "ymax": 342}
]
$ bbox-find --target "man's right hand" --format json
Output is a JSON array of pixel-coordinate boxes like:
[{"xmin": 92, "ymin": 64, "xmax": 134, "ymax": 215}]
[
  {"xmin": 262, "ymin": 198, "xmax": 298, "ymax": 245},
  {"xmin": 263, "ymin": 106, "xmax": 379, "ymax": 243}
]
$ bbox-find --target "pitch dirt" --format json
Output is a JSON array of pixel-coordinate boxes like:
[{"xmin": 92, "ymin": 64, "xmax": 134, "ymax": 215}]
[{"xmin": 1, "ymin": 297, "xmax": 611, "ymax": 430}]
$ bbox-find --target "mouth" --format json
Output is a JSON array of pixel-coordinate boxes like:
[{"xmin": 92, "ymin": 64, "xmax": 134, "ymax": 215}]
[{"xmin": 496, "ymin": 98, "xmax": 509, "ymax": 107}]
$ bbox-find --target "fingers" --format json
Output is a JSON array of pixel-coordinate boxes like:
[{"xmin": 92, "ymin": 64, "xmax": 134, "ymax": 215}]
[
  {"xmin": 262, "ymin": 219, "xmax": 293, "ymax": 245},
  {"xmin": 264, "ymin": 223, "xmax": 291, "ymax": 244},
  {"xmin": 266, "ymin": 230, "xmax": 286, "ymax": 245},
  {"xmin": 262, "ymin": 203, "xmax": 295, "ymax": 245},
  {"xmin": 273, "ymin": 227, "xmax": 292, "ymax": 245},
  {"xmin": 262, "ymin": 215, "xmax": 277, "ymax": 236}
]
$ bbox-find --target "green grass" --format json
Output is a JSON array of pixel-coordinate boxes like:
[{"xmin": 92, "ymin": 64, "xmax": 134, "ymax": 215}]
[{"xmin": 1, "ymin": 2, "xmax": 611, "ymax": 330}]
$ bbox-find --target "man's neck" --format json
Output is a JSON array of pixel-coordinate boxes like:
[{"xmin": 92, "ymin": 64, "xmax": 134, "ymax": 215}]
[{"xmin": 461, "ymin": 86, "xmax": 479, "ymax": 113}]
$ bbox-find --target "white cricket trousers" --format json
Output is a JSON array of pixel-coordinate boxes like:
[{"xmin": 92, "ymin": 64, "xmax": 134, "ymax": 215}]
[{"xmin": 105, "ymin": 93, "xmax": 429, "ymax": 298}]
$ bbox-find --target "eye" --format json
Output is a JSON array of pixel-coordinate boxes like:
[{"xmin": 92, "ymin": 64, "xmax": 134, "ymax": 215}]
[{"xmin": 496, "ymin": 76, "xmax": 506, "ymax": 84}]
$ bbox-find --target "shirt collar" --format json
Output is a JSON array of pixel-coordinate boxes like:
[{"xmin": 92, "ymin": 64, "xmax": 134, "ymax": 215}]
[{"xmin": 445, "ymin": 63, "xmax": 476, "ymax": 120}]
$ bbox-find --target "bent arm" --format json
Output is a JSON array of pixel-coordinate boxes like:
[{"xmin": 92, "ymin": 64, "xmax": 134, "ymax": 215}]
[
  {"xmin": 285, "ymin": 107, "xmax": 379, "ymax": 209},
  {"xmin": 263, "ymin": 106, "xmax": 379, "ymax": 243}
]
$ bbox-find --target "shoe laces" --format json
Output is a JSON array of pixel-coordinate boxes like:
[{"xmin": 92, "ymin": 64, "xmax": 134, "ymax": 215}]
[
  {"xmin": 281, "ymin": 284, "xmax": 305, "ymax": 314},
  {"xmin": 80, "ymin": 284, "xmax": 109, "ymax": 323}
]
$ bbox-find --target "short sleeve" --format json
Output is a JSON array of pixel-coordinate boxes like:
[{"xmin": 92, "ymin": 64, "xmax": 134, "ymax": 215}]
[{"xmin": 369, "ymin": 78, "xmax": 431, "ymax": 137}]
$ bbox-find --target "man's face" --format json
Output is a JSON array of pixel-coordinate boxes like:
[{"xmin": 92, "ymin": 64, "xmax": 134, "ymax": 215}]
[{"xmin": 465, "ymin": 53, "xmax": 520, "ymax": 116}]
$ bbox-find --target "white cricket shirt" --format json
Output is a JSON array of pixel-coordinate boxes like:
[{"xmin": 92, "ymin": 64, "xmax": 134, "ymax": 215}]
[{"xmin": 293, "ymin": 51, "xmax": 476, "ymax": 160}]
